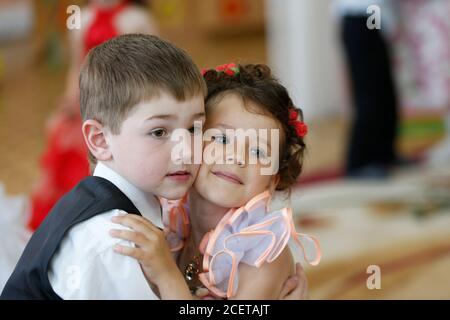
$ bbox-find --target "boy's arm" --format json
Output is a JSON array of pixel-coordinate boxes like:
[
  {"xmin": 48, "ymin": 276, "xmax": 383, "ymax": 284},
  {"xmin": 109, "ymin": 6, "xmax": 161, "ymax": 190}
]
[
  {"xmin": 48, "ymin": 214, "xmax": 160, "ymax": 300},
  {"xmin": 110, "ymin": 214, "xmax": 193, "ymax": 300}
]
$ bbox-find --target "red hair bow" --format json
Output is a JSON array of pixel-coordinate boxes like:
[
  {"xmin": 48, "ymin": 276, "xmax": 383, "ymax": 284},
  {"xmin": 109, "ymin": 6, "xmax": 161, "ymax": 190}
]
[
  {"xmin": 288, "ymin": 109, "xmax": 308, "ymax": 138},
  {"xmin": 202, "ymin": 62, "xmax": 239, "ymax": 76}
]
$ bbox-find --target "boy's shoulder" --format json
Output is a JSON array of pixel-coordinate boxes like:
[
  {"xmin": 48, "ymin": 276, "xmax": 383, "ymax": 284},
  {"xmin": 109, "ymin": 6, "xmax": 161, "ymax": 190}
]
[
  {"xmin": 63, "ymin": 209, "xmax": 131, "ymax": 255},
  {"xmin": 48, "ymin": 210, "xmax": 152, "ymax": 299}
]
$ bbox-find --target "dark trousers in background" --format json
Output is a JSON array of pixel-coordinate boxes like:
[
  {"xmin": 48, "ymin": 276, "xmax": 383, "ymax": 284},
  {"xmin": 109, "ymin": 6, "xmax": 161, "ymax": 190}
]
[{"xmin": 341, "ymin": 16, "xmax": 398, "ymax": 175}]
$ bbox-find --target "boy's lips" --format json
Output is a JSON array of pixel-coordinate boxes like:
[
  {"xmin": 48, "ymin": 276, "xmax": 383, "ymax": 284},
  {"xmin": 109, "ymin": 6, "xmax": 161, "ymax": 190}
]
[
  {"xmin": 212, "ymin": 170, "xmax": 243, "ymax": 185},
  {"xmin": 166, "ymin": 170, "xmax": 191, "ymax": 181}
]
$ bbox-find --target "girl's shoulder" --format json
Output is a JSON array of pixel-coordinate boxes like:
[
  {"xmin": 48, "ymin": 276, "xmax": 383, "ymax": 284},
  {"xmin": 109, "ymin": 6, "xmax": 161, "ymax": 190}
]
[
  {"xmin": 198, "ymin": 191, "xmax": 321, "ymax": 298},
  {"xmin": 159, "ymin": 191, "xmax": 321, "ymax": 299}
]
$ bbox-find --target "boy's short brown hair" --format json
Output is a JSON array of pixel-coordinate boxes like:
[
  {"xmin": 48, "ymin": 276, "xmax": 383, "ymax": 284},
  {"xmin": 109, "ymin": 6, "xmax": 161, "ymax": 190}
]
[{"xmin": 80, "ymin": 33, "xmax": 206, "ymax": 133}]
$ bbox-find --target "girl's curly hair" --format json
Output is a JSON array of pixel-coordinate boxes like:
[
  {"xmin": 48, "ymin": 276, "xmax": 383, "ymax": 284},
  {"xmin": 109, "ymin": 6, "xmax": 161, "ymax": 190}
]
[{"xmin": 203, "ymin": 64, "xmax": 306, "ymax": 192}]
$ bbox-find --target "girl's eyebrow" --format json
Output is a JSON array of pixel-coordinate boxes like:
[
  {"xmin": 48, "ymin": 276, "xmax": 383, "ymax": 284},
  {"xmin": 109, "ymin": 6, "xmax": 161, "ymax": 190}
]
[
  {"xmin": 190, "ymin": 112, "xmax": 206, "ymax": 121},
  {"xmin": 215, "ymin": 123, "xmax": 235, "ymax": 129},
  {"xmin": 258, "ymin": 136, "xmax": 268, "ymax": 144},
  {"xmin": 256, "ymin": 137, "xmax": 271, "ymax": 151},
  {"xmin": 215, "ymin": 123, "xmax": 273, "ymax": 150}
]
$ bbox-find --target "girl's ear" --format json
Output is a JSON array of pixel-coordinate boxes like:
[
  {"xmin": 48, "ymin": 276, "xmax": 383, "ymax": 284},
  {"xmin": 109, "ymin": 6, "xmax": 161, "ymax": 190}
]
[
  {"xmin": 82, "ymin": 119, "xmax": 112, "ymax": 161},
  {"xmin": 268, "ymin": 175, "xmax": 280, "ymax": 194}
]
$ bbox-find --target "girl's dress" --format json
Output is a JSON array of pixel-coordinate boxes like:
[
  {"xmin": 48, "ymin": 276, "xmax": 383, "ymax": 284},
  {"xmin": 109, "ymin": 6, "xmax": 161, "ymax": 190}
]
[
  {"xmin": 161, "ymin": 191, "xmax": 322, "ymax": 299},
  {"xmin": 28, "ymin": 1, "xmax": 130, "ymax": 230}
]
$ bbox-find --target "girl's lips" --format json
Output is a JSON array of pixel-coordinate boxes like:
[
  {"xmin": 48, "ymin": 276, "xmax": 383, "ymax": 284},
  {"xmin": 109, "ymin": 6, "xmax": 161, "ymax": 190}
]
[
  {"xmin": 166, "ymin": 171, "xmax": 191, "ymax": 181},
  {"xmin": 212, "ymin": 171, "xmax": 243, "ymax": 185}
]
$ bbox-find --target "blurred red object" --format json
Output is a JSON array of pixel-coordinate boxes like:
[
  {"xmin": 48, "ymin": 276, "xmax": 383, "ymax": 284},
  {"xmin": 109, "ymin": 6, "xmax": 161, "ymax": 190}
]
[{"xmin": 29, "ymin": 112, "xmax": 90, "ymax": 231}]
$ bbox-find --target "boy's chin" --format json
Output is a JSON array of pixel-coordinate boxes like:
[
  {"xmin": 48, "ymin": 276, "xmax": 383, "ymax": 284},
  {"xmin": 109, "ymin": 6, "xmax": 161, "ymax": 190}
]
[{"xmin": 158, "ymin": 187, "xmax": 190, "ymax": 200}]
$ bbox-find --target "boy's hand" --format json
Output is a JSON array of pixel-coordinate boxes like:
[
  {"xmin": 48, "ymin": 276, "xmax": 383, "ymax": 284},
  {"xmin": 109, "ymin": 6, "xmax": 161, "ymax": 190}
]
[
  {"xmin": 109, "ymin": 213, "xmax": 178, "ymax": 287},
  {"xmin": 278, "ymin": 263, "xmax": 309, "ymax": 300}
]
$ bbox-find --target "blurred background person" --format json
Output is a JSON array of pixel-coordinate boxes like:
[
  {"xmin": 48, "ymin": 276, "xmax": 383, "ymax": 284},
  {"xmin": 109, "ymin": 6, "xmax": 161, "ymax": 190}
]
[
  {"xmin": 28, "ymin": 0, "xmax": 158, "ymax": 230},
  {"xmin": 335, "ymin": 0, "xmax": 399, "ymax": 179}
]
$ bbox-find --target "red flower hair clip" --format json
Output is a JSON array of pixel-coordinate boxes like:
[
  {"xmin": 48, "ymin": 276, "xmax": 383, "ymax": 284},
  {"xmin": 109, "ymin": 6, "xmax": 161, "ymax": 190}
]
[
  {"xmin": 288, "ymin": 108, "xmax": 308, "ymax": 138},
  {"xmin": 202, "ymin": 62, "xmax": 239, "ymax": 76}
]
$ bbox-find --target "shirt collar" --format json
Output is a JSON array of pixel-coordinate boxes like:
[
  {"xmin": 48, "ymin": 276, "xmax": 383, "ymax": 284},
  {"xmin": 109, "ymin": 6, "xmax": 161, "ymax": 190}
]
[{"xmin": 93, "ymin": 162, "xmax": 163, "ymax": 228}]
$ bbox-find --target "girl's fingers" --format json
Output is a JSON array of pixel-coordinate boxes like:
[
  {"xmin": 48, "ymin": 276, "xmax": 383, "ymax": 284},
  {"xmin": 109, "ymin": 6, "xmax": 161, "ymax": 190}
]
[
  {"xmin": 111, "ymin": 215, "xmax": 161, "ymax": 240},
  {"xmin": 279, "ymin": 275, "xmax": 299, "ymax": 299},
  {"xmin": 296, "ymin": 263, "xmax": 308, "ymax": 286},
  {"xmin": 113, "ymin": 244, "xmax": 144, "ymax": 260},
  {"xmin": 295, "ymin": 263, "xmax": 309, "ymax": 299},
  {"xmin": 118, "ymin": 212, "xmax": 159, "ymax": 230},
  {"xmin": 112, "ymin": 213, "xmax": 161, "ymax": 234},
  {"xmin": 279, "ymin": 263, "xmax": 309, "ymax": 300},
  {"xmin": 109, "ymin": 229, "xmax": 148, "ymax": 247}
]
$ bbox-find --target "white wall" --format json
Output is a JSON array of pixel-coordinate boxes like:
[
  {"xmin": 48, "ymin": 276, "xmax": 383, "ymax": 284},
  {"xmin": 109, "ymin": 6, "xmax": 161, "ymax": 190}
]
[
  {"xmin": 0, "ymin": 0, "xmax": 34, "ymax": 44},
  {"xmin": 265, "ymin": 0, "xmax": 346, "ymax": 121}
]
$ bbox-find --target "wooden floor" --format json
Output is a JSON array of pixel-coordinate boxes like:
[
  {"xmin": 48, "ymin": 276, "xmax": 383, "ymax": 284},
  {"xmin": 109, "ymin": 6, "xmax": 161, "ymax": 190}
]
[{"xmin": 291, "ymin": 165, "xmax": 450, "ymax": 299}]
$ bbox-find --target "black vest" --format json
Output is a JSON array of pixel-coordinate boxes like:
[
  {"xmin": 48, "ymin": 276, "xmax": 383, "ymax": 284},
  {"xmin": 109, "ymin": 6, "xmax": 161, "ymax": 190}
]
[{"xmin": 0, "ymin": 176, "xmax": 141, "ymax": 300}]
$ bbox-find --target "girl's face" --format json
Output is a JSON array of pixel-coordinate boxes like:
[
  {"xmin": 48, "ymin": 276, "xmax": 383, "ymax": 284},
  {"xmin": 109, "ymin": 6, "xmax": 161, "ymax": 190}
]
[{"xmin": 194, "ymin": 93, "xmax": 280, "ymax": 208}]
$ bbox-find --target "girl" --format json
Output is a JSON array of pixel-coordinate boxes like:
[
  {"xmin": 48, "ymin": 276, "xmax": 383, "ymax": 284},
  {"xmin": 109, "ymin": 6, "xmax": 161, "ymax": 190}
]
[
  {"xmin": 29, "ymin": 0, "xmax": 158, "ymax": 230},
  {"xmin": 110, "ymin": 63, "xmax": 321, "ymax": 299}
]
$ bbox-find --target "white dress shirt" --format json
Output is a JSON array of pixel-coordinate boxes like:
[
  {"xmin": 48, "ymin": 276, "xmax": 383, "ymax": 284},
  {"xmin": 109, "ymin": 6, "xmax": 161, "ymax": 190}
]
[{"xmin": 48, "ymin": 162, "xmax": 163, "ymax": 299}]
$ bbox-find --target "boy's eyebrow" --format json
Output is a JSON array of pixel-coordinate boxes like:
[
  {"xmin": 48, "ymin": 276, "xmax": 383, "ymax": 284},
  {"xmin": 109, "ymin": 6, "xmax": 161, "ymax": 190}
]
[
  {"xmin": 145, "ymin": 114, "xmax": 176, "ymax": 121},
  {"xmin": 146, "ymin": 112, "xmax": 205, "ymax": 121}
]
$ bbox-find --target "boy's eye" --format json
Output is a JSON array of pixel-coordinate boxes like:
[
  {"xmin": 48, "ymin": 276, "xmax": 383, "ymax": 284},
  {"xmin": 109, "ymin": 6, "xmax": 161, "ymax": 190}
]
[
  {"xmin": 213, "ymin": 134, "xmax": 229, "ymax": 144},
  {"xmin": 250, "ymin": 147, "xmax": 266, "ymax": 159},
  {"xmin": 149, "ymin": 128, "xmax": 168, "ymax": 138}
]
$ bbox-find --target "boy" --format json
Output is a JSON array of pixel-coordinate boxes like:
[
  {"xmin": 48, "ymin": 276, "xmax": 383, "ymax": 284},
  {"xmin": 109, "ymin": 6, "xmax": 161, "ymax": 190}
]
[{"xmin": 1, "ymin": 34, "xmax": 206, "ymax": 299}]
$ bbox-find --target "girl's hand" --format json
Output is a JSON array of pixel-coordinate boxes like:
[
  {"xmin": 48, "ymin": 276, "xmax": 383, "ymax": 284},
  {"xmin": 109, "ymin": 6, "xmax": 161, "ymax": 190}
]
[
  {"xmin": 278, "ymin": 263, "xmax": 309, "ymax": 300},
  {"xmin": 109, "ymin": 213, "xmax": 178, "ymax": 288}
]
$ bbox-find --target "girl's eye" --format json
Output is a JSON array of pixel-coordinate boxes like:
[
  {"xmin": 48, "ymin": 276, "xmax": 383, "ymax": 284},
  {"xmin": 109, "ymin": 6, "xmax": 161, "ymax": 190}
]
[
  {"xmin": 189, "ymin": 125, "xmax": 202, "ymax": 135},
  {"xmin": 213, "ymin": 134, "xmax": 229, "ymax": 144},
  {"xmin": 250, "ymin": 148, "xmax": 266, "ymax": 159},
  {"xmin": 149, "ymin": 128, "xmax": 168, "ymax": 138}
]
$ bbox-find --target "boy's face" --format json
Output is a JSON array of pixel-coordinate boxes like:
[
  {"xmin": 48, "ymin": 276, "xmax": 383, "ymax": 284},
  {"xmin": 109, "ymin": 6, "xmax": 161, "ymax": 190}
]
[{"xmin": 105, "ymin": 91, "xmax": 205, "ymax": 200}]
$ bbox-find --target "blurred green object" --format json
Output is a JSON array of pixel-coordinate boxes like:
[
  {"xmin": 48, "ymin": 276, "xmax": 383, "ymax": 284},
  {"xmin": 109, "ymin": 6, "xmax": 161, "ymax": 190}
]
[
  {"xmin": 47, "ymin": 30, "xmax": 63, "ymax": 70},
  {"xmin": 400, "ymin": 116, "xmax": 445, "ymax": 139},
  {"xmin": 412, "ymin": 179, "xmax": 450, "ymax": 220},
  {"xmin": 45, "ymin": 0, "xmax": 63, "ymax": 70}
]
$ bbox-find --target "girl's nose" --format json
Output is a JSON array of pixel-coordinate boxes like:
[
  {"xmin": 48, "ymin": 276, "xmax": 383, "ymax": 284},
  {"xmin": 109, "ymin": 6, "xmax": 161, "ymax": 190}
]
[{"xmin": 226, "ymin": 153, "xmax": 245, "ymax": 167}]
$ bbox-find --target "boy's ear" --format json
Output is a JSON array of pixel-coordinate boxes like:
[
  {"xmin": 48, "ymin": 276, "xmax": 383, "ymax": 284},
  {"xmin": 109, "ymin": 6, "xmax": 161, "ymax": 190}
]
[
  {"xmin": 268, "ymin": 175, "xmax": 280, "ymax": 194},
  {"xmin": 82, "ymin": 119, "xmax": 112, "ymax": 161}
]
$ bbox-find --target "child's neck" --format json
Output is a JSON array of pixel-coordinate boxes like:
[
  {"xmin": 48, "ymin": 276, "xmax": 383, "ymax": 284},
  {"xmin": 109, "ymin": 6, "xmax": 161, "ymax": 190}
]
[{"xmin": 188, "ymin": 188, "xmax": 230, "ymax": 248}]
